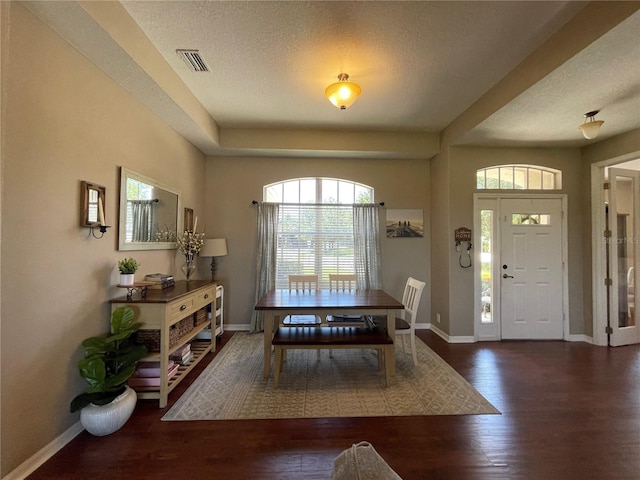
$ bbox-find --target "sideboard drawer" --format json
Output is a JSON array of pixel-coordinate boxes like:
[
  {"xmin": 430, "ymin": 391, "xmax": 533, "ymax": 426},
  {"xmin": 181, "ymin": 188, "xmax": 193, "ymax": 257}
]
[
  {"xmin": 169, "ymin": 294, "xmax": 195, "ymax": 322},
  {"xmin": 194, "ymin": 286, "xmax": 215, "ymax": 309}
]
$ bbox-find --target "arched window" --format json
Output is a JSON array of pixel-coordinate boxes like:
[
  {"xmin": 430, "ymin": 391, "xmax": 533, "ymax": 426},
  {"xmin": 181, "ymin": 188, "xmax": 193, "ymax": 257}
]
[
  {"xmin": 264, "ymin": 177, "xmax": 373, "ymax": 204},
  {"xmin": 263, "ymin": 178, "xmax": 374, "ymax": 289},
  {"xmin": 476, "ymin": 165, "xmax": 561, "ymax": 190}
]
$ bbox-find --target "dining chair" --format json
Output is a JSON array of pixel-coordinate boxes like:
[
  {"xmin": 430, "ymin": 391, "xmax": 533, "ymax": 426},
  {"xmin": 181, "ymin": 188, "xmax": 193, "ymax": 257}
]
[
  {"xmin": 326, "ymin": 274, "xmax": 365, "ymax": 327},
  {"xmin": 367, "ymin": 277, "xmax": 425, "ymax": 366},
  {"xmin": 282, "ymin": 275, "xmax": 322, "ymax": 326},
  {"xmin": 394, "ymin": 277, "xmax": 426, "ymax": 366},
  {"xmin": 283, "ymin": 274, "xmax": 322, "ymax": 360}
]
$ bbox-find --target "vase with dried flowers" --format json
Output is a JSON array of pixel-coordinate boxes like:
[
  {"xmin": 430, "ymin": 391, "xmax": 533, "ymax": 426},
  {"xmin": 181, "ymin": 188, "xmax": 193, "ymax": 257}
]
[{"xmin": 177, "ymin": 222, "xmax": 205, "ymax": 281}]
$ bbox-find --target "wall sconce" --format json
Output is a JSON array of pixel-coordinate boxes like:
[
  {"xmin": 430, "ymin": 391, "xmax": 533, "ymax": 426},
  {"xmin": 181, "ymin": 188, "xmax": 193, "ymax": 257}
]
[
  {"xmin": 81, "ymin": 181, "xmax": 111, "ymax": 238},
  {"xmin": 579, "ymin": 110, "xmax": 605, "ymax": 139},
  {"xmin": 200, "ymin": 238, "xmax": 228, "ymax": 282},
  {"xmin": 325, "ymin": 73, "xmax": 362, "ymax": 110}
]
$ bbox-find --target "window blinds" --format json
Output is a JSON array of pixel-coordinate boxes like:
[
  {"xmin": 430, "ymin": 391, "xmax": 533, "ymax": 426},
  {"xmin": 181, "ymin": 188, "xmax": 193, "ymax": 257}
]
[{"xmin": 276, "ymin": 204, "xmax": 355, "ymax": 290}]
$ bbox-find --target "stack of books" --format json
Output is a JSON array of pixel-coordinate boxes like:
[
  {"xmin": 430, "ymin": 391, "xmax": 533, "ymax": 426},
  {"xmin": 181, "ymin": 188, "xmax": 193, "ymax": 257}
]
[
  {"xmin": 144, "ymin": 273, "xmax": 175, "ymax": 289},
  {"xmin": 170, "ymin": 343, "xmax": 192, "ymax": 365},
  {"xmin": 128, "ymin": 360, "xmax": 179, "ymax": 387}
]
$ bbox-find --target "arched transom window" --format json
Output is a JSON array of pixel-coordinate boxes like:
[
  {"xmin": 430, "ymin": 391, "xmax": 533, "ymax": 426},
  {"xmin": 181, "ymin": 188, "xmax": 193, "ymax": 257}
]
[{"xmin": 477, "ymin": 165, "xmax": 562, "ymax": 190}]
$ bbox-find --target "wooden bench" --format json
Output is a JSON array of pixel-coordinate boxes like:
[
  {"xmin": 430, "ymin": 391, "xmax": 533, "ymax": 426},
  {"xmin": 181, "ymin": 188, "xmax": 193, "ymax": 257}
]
[{"xmin": 271, "ymin": 326, "xmax": 394, "ymax": 388}]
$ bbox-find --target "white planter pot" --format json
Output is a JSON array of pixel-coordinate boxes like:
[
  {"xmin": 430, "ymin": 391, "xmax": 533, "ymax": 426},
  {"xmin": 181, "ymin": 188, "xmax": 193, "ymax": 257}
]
[
  {"xmin": 80, "ymin": 386, "xmax": 137, "ymax": 436},
  {"xmin": 120, "ymin": 273, "xmax": 135, "ymax": 286}
]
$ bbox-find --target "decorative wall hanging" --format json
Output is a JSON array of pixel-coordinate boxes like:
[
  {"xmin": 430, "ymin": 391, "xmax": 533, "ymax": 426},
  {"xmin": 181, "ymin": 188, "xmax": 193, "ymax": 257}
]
[
  {"xmin": 183, "ymin": 208, "xmax": 194, "ymax": 232},
  {"xmin": 386, "ymin": 209, "xmax": 424, "ymax": 238},
  {"xmin": 81, "ymin": 180, "xmax": 110, "ymax": 238}
]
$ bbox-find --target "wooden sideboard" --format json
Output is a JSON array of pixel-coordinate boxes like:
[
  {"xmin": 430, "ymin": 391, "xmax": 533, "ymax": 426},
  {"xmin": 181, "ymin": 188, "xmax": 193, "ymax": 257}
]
[{"xmin": 110, "ymin": 280, "xmax": 216, "ymax": 408}]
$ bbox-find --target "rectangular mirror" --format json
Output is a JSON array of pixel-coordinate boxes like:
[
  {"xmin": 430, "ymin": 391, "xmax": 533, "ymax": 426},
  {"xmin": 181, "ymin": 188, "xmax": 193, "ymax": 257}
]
[{"xmin": 118, "ymin": 167, "xmax": 182, "ymax": 251}]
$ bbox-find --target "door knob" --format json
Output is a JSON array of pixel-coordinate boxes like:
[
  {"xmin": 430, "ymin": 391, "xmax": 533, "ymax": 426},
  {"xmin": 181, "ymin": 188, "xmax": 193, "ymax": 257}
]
[{"xmin": 503, "ymin": 273, "xmax": 514, "ymax": 279}]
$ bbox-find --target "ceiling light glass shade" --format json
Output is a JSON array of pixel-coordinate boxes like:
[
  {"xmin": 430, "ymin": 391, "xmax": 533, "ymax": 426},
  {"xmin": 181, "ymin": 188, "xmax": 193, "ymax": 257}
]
[
  {"xmin": 579, "ymin": 111, "xmax": 604, "ymax": 139},
  {"xmin": 579, "ymin": 120, "xmax": 604, "ymax": 139},
  {"xmin": 325, "ymin": 73, "xmax": 361, "ymax": 110}
]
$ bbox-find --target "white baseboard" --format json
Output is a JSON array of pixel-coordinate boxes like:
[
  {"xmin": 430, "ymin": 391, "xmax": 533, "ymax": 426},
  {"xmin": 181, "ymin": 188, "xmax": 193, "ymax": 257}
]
[
  {"xmin": 567, "ymin": 333, "xmax": 593, "ymax": 344},
  {"xmin": 428, "ymin": 323, "xmax": 475, "ymax": 343},
  {"xmin": 225, "ymin": 324, "xmax": 250, "ymax": 331},
  {"xmin": 4, "ymin": 421, "xmax": 84, "ymax": 480},
  {"xmin": 430, "ymin": 323, "xmax": 594, "ymax": 345}
]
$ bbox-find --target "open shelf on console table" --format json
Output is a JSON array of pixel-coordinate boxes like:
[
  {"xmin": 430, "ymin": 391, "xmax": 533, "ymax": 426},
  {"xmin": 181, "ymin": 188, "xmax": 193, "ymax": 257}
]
[{"xmin": 110, "ymin": 280, "xmax": 217, "ymax": 408}]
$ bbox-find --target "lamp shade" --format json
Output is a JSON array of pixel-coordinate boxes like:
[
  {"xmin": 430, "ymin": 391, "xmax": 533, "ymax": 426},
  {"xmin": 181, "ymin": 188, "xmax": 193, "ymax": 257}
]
[
  {"xmin": 325, "ymin": 73, "xmax": 361, "ymax": 110},
  {"xmin": 200, "ymin": 238, "xmax": 228, "ymax": 257},
  {"xmin": 579, "ymin": 110, "xmax": 604, "ymax": 139},
  {"xmin": 579, "ymin": 120, "xmax": 604, "ymax": 139}
]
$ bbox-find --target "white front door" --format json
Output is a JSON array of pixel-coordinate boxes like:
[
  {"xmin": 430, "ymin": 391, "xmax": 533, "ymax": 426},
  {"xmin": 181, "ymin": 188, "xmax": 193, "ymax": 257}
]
[
  {"xmin": 500, "ymin": 198, "xmax": 564, "ymax": 339},
  {"xmin": 607, "ymin": 168, "xmax": 640, "ymax": 346}
]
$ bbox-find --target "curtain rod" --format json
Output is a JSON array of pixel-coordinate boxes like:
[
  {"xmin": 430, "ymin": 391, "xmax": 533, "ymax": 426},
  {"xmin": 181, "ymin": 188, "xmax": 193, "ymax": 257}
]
[{"xmin": 251, "ymin": 200, "xmax": 385, "ymax": 207}]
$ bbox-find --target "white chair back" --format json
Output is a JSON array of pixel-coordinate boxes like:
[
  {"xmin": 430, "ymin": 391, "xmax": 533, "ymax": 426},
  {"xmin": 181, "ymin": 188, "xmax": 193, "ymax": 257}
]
[
  {"xmin": 329, "ymin": 274, "xmax": 358, "ymax": 292},
  {"xmin": 288, "ymin": 275, "xmax": 319, "ymax": 293},
  {"xmin": 395, "ymin": 277, "xmax": 426, "ymax": 366},
  {"xmin": 401, "ymin": 277, "xmax": 426, "ymax": 327}
]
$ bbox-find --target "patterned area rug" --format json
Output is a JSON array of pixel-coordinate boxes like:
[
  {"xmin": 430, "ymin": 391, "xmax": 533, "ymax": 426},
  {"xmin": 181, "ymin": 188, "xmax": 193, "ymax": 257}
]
[{"xmin": 162, "ymin": 332, "xmax": 499, "ymax": 421}]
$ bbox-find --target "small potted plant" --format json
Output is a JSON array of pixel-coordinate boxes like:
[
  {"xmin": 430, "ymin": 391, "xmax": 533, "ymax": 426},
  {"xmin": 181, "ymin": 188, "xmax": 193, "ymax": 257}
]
[
  {"xmin": 118, "ymin": 257, "xmax": 139, "ymax": 286},
  {"xmin": 70, "ymin": 306, "xmax": 148, "ymax": 436}
]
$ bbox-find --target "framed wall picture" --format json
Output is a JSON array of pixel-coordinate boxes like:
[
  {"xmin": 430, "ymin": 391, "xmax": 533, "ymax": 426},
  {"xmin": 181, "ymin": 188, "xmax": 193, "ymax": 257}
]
[{"xmin": 386, "ymin": 209, "xmax": 424, "ymax": 238}]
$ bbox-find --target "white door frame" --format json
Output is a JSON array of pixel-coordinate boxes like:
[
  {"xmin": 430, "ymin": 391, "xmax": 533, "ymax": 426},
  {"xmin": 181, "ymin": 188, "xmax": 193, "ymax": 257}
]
[
  {"xmin": 607, "ymin": 168, "xmax": 640, "ymax": 346},
  {"xmin": 591, "ymin": 153, "xmax": 640, "ymax": 346},
  {"xmin": 474, "ymin": 193, "xmax": 569, "ymax": 341}
]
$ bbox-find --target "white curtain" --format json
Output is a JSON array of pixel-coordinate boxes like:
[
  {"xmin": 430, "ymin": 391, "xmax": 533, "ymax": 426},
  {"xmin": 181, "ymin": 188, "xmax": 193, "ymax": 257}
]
[
  {"xmin": 250, "ymin": 202, "xmax": 280, "ymax": 333},
  {"xmin": 353, "ymin": 204, "xmax": 382, "ymax": 289},
  {"xmin": 130, "ymin": 200, "xmax": 155, "ymax": 242}
]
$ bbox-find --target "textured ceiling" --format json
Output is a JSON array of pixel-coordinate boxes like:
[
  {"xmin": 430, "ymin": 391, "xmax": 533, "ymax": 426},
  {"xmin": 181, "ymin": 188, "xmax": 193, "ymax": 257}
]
[
  {"xmin": 120, "ymin": 0, "xmax": 587, "ymax": 131},
  {"xmin": 23, "ymin": 1, "xmax": 640, "ymax": 157},
  {"xmin": 458, "ymin": 9, "xmax": 640, "ymax": 147}
]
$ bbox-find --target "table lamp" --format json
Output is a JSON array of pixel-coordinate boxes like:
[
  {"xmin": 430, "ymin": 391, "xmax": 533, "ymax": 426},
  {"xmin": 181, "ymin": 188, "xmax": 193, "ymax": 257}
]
[{"xmin": 200, "ymin": 238, "xmax": 228, "ymax": 281}]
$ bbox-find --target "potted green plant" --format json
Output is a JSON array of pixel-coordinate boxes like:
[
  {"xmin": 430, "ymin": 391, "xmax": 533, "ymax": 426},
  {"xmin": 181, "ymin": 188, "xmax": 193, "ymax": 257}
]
[
  {"xmin": 70, "ymin": 306, "xmax": 148, "ymax": 436},
  {"xmin": 118, "ymin": 257, "xmax": 139, "ymax": 285}
]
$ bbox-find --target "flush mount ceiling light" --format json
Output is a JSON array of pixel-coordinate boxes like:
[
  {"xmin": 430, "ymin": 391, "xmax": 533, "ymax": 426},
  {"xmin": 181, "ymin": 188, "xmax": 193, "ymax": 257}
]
[
  {"xmin": 579, "ymin": 110, "xmax": 605, "ymax": 139},
  {"xmin": 325, "ymin": 73, "xmax": 362, "ymax": 110}
]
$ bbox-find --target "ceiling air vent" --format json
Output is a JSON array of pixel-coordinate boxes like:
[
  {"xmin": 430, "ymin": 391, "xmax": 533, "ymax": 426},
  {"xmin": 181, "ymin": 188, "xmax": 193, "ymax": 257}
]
[{"xmin": 176, "ymin": 49, "xmax": 210, "ymax": 72}]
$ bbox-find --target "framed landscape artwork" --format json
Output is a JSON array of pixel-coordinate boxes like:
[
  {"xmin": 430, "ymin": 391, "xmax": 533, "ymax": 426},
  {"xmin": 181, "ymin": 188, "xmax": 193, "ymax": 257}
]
[{"xmin": 386, "ymin": 209, "xmax": 424, "ymax": 238}]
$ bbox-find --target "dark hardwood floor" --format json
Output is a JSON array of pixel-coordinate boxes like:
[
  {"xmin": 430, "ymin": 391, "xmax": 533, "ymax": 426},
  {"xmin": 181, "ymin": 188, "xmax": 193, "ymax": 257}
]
[{"xmin": 29, "ymin": 330, "xmax": 640, "ymax": 479}]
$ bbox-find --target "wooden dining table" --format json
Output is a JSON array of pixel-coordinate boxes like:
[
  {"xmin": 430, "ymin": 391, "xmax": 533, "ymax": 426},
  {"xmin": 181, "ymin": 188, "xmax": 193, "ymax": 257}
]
[{"xmin": 255, "ymin": 289, "xmax": 404, "ymax": 379}]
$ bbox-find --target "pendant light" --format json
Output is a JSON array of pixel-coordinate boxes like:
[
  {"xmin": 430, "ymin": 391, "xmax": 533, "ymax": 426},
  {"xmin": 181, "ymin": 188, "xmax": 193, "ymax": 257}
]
[
  {"xmin": 579, "ymin": 110, "xmax": 605, "ymax": 139},
  {"xmin": 325, "ymin": 73, "xmax": 362, "ymax": 110}
]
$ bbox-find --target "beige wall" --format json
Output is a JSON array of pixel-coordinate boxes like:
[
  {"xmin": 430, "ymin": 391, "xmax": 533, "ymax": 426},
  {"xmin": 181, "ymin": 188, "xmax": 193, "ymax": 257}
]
[
  {"xmin": 429, "ymin": 148, "xmax": 451, "ymax": 333},
  {"xmin": 582, "ymin": 128, "xmax": 640, "ymax": 167},
  {"xmin": 203, "ymin": 156, "xmax": 431, "ymax": 330},
  {"xmin": 0, "ymin": 4, "xmax": 206, "ymax": 475},
  {"xmin": 2, "ymin": 2, "xmax": 638, "ymax": 477},
  {"xmin": 431, "ymin": 146, "xmax": 587, "ymax": 338}
]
